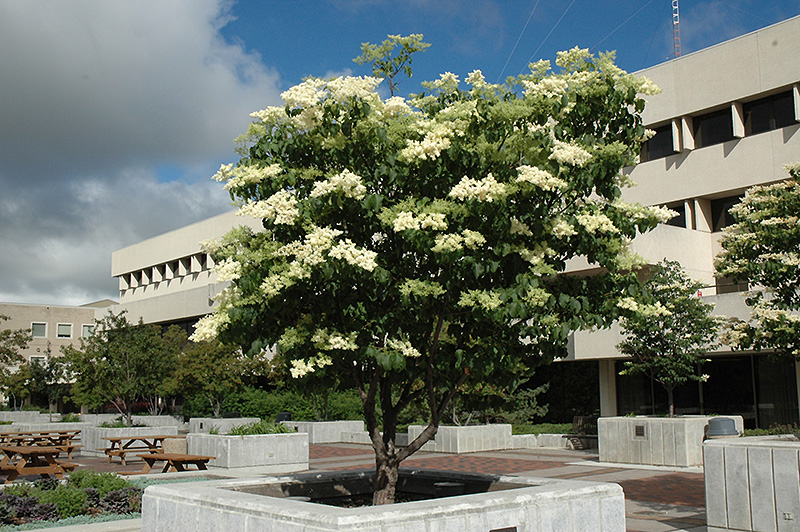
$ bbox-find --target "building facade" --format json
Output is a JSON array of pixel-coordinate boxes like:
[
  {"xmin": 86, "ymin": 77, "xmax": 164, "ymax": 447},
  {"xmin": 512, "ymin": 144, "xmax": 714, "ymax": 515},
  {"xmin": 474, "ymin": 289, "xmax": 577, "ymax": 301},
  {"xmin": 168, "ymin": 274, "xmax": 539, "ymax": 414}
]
[{"xmin": 110, "ymin": 17, "xmax": 800, "ymax": 428}]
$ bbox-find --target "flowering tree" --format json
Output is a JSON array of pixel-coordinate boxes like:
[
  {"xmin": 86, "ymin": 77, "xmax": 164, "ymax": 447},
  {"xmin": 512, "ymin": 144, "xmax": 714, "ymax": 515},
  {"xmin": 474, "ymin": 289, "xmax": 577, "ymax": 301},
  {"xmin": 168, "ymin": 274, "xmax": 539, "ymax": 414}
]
[
  {"xmin": 617, "ymin": 260, "xmax": 719, "ymax": 417},
  {"xmin": 193, "ymin": 39, "xmax": 669, "ymax": 504},
  {"xmin": 716, "ymin": 163, "xmax": 800, "ymax": 357}
]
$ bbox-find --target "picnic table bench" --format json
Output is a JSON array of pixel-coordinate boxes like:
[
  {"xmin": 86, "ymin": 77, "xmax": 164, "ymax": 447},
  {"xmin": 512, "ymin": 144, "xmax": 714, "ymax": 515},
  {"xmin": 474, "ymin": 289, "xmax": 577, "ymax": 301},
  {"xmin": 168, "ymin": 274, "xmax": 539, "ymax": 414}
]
[
  {"xmin": 0, "ymin": 431, "xmax": 82, "ymax": 459},
  {"xmin": 0, "ymin": 445, "xmax": 78, "ymax": 484},
  {"xmin": 134, "ymin": 453, "xmax": 214, "ymax": 474},
  {"xmin": 102, "ymin": 435, "xmax": 183, "ymax": 465}
]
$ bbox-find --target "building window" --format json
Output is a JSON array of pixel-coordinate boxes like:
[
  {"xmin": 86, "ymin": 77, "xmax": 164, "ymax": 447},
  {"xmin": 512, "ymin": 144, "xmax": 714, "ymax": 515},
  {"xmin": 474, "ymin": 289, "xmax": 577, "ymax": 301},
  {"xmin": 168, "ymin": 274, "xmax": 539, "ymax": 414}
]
[
  {"xmin": 31, "ymin": 322, "xmax": 47, "ymax": 338},
  {"xmin": 640, "ymin": 124, "xmax": 675, "ymax": 162},
  {"xmin": 716, "ymin": 276, "xmax": 748, "ymax": 294},
  {"xmin": 693, "ymin": 108, "xmax": 734, "ymax": 149},
  {"xmin": 30, "ymin": 356, "xmax": 46, "ymax": 365},
  {"xmin": 665, "ymin": 203, "xmax": 686, "ymax": 228},
  {"xmin": 711, "ymin": 195, "xmax": 743, "ymax": 232},
  {"xmin": 81, "ymin": 324, "xmax": 94, "ymax": 338},
  {"xmin": 744, "ymin": 91, "xmax": 795, "ymax": 136},
  {"xmin": 56, "ymin": 323, "xmax": 72, "ymax": 339}
]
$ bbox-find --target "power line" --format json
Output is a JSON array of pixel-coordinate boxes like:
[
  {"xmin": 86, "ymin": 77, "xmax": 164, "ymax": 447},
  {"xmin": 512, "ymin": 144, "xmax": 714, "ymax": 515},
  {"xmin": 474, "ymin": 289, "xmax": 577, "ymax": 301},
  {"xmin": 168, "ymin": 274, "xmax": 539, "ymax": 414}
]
[
  {"xmin": 591, "ymin": 0, "xmax": 656, "ymax": 53},
  {"xmin": 496, "ymin": 0, "xmax": 542, "ymax": 83},
  {"xmin": 518, "ymin": 0, "xmax": 578, "ymax": 76}
]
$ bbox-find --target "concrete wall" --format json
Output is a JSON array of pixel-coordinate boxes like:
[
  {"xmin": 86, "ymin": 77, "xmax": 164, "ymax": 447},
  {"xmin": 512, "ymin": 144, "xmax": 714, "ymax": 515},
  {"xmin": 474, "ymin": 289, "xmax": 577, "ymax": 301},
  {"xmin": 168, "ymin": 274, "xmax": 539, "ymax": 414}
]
[
  {"xmin": 282, "ymin": 420, "xmax": 364, "ymax": 444},
  {"xmin": 704, "ymin": 435, "xmax": 800, "ymax": 532},
  {"xmin": 599, "ymin": 416, "xmax": 744, "ymax": 467},
  {"xmin": 188, "ymin": 417, "xmax": 260, "ymax": 434},
  {"xmin": 407, "ymin": 424, "xmax": 513, "ymax": 454},
  {"xmin": 186, "ymin": 432, "xmax": 308, "ymax": 470}
]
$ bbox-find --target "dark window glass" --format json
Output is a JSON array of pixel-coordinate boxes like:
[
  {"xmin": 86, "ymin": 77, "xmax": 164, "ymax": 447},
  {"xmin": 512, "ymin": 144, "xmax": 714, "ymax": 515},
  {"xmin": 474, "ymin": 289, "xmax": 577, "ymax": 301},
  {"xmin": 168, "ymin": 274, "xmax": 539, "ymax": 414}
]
[
  {"xmin": 715, "ymin": 276, "xmax": 748, "ymax": 294},
  {"xmin": 640, "ymin": 124, "xmax": 675, "ymax": 162},
  {"xmin": 693, "ymin": 108, "xmax": 734, "ymax": 148},
  {"xmin": 711, "ymin": 195, "xmax": 742, "ymax": 232},
  {"xmin": 665, "ymin": 203, "xmax": 686, "ymax": 227},
  {"xmin": 744, "ymin": 91, "xmax": 795, "ymax": 135}
]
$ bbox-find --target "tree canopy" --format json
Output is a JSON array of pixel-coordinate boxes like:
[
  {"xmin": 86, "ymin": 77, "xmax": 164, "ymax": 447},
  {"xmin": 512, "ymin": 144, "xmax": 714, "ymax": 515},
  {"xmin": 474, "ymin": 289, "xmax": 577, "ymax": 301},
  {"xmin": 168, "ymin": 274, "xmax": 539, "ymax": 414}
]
[
  {"xmin": 617, "ymin": 260, "xmax": 719, "ymax": 417},
  {"xmin": 193, "ymin": 40, "xmax": 669, "ymax": 503},
  {"xmin": 0, "ymin": 315, "xmax": 28, "ymax": 375},
  {"xmin": 716, "ymin": 163, "xmax": 800, "ymax": 357},
  {"xmin": 63, "ymin": 311, "xmax": 184, "ymax": 425}
]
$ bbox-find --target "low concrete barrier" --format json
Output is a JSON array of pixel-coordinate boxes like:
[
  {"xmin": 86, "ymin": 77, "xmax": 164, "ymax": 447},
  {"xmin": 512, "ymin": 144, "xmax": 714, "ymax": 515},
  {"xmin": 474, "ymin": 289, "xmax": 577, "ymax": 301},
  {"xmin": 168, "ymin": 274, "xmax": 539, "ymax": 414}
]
[
  {"xmin": 187, "ymin": 432, "xmax": 308, "ymax": 470},
  {"xmin": 407, "ymin": 424, "xmax": 513, "ymax": 453},
  {"xmin": 282, "ymin": 420, "xmax": 365, "ymax": 443},
  {"xmin": 82, "ymin": 426, "xmax": 179, "ymax": 457}
]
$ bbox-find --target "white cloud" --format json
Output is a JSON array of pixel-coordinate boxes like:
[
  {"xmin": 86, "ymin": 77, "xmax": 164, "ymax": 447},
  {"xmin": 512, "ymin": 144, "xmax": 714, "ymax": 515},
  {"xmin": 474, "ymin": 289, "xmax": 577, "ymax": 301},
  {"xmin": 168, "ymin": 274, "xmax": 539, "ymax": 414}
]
[{"xmin": 0, "ymin": 0, "xmax": 282, "ymax": 305}]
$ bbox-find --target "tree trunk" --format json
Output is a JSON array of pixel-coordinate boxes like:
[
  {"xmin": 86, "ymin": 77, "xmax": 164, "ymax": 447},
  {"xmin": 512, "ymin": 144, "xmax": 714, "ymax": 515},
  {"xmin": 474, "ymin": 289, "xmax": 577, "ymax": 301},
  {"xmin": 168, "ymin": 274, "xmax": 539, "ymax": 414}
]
[
  {"xmin": 667, "ymin": 387, "xmax": 675, "ymax": 418},
  {"xmin": 372, "ymin": 454, "xmax": 399, "ymax": 505}
]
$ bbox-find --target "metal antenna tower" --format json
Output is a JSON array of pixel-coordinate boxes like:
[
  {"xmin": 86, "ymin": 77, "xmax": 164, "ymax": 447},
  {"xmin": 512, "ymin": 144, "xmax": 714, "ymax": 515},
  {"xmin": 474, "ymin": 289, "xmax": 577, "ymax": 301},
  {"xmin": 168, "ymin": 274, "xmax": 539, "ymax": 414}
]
[{"xmin": 672, "ymin": 0, "xmax": 682, "ymax": 58}]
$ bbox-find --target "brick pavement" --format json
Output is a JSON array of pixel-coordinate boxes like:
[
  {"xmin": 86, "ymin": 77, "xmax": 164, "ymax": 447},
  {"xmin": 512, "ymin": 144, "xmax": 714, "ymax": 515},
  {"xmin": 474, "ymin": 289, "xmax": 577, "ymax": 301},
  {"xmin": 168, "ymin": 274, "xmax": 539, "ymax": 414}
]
[{"xmin": 617, "ymin": 473, "xmax": 706, "ymax": 507}]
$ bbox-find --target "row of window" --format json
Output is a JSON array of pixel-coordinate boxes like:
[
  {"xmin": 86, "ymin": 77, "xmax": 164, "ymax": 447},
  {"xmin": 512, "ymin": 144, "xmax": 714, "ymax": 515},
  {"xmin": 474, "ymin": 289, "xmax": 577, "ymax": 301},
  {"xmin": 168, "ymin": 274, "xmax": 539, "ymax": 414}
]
[
  {"xmin": 119, "ymin": 252, "xmax": 213, "ymax": 292},
  {"xmin": 30, "ymin": 322, "xmax": 94, "ymax": 340},
  {"xmin": 663, "ymin": 193, "xmax": 743, "ymax": 233},
  {"xmin": 641, "ymin": 88, "xmax": 798, "ymax": 162}
]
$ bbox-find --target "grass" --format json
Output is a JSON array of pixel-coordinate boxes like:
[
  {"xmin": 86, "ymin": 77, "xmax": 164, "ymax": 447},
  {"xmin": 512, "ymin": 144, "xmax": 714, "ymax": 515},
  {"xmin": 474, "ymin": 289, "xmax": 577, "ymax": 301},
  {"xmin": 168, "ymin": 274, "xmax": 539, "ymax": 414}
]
[{"xmin": 512, "ymin": 423, "xmax": 574, "ymax": 435}]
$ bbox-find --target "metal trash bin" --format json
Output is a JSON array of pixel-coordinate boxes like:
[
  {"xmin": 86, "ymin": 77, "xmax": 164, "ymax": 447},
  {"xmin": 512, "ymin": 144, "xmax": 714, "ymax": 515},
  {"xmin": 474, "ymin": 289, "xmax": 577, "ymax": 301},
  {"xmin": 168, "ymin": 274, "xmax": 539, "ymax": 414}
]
[{"xmin": 706, "ymin": 417, "xmax": 739, "ymax": 439}]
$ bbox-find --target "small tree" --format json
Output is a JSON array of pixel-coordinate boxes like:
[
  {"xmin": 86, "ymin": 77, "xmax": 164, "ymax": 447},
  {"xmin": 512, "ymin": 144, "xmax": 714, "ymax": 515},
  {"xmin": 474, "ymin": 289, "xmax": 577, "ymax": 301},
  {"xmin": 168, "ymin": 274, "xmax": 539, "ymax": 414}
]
[
  {"xmin": 0, "ymin": 315, "xmax": 28, "ymax": 375},
  {"xmin": 28, "ymin": 347, "xmax": 69, "ymax": 421},
  {"xmin": 715, "ymin": 163, "xmax": 800, "ymax": 357},
  {"xmin": 63, "ymin": 311, "xmax": 181, "ymax": 425},
  {"xmin": 193, "ymin": 37, "xmax": 668, "ymax": 503},
  {"xmin": 617, "ymin": 260, "xmax": 719, "ymax": 417},
  {"xmin": 166, "ymin": 340, "xmax": 258, "ymax": 418}
]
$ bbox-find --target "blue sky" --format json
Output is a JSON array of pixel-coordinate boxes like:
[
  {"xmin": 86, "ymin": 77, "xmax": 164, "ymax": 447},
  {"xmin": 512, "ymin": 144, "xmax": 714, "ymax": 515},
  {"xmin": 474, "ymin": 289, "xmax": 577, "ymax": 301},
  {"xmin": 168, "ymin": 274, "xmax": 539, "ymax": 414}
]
[{"xmin": 0, "ymin": 0, "xmax": 798, "ymax": 306}]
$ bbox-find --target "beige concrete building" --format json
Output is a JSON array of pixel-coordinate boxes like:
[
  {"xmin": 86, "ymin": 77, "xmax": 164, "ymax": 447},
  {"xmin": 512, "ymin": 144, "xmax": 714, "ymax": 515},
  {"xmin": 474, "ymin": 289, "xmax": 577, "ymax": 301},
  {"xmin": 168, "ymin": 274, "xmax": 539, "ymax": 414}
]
[
  {"xmin": 0, "ymin": 300, "xmax": 115, "ymax": 363},
  {"xmin": 111, "ymin": 16, "xmax": 800, "ymax": 428}
]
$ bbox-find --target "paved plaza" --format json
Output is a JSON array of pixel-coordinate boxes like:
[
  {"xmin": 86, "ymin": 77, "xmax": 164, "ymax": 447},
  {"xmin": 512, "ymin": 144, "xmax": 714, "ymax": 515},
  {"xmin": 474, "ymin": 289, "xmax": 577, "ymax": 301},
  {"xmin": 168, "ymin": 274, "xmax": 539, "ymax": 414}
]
[{"xmin": 20, "ymin": 443, "xmax": 708, "ymax": 532}]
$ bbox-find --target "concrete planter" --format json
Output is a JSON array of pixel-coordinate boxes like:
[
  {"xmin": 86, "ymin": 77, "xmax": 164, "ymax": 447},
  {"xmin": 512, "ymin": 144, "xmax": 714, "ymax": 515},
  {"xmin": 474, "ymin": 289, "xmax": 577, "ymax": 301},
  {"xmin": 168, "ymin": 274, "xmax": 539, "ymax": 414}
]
[
  {"xmin": 598, "ymin": 415, "xmax": 744, "ymax": 467},
  {"xmin": 512, "ymin": 433, "xmax": 574, "ymax": 450},
  {"xmin": 142, "ymin": 469, "xmax": 625, "ymax": 532},
  {"xmin": 704, "ymin": 435, "xmax": 800, "ymax": 532},
  {"xmin": 282, "ymin": 420, "xmax": 365, "ymax": 443},
  {"xmin": 186, "ymin": 432, "xmax": 308, "ymax": 471},
  {"xmin": 407, "ymin": 424, "xmax": 513, "ymax": 453},
  {"xmin": 188, "ymin": 417, "xmax": 259, "ymax": 434},
  {"xmin": 81, "ymin": 426, "xmax": 179, "ymax": 457},
  {"xmin": 0, "ymin": 422, "xmax": 91, "ymax": 435}
]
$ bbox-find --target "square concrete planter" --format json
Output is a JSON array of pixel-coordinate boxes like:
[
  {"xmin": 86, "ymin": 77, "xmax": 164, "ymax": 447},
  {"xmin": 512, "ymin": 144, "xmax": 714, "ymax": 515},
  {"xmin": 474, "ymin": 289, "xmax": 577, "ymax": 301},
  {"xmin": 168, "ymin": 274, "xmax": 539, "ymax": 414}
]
[
  {"xmin": 142, "ymin": 469, "xmax": 625, "ymax": 532},
  {"xmin": 281, "ymin": 420, "xmax": 365, "ymax": 443},
  {"xmin": 188, "ymin": 417, "xmax": 260, "ymax": 434},
  {"xmin": 407, "ymin": 424, "xmax": 513, "ymax": 453},
  {"xmin": 186, "ymin": 432, "xmax": 308, "ymax": 471},
  {"xmin": 598, "ymin": 415, "xmax": 743, "ymax": 467},
  {"xmin": 704, "ymin": 435, "xmax": 800, "ymax": 532},
  {"xmin": 81, "ymin": 426, "xmax": 179, "ymax": 457}
]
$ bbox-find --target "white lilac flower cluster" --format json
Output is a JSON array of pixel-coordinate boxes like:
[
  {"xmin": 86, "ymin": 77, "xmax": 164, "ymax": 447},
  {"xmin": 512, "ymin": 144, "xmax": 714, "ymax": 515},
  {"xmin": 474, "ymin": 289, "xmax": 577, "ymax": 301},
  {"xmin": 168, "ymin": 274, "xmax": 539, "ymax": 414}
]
[
  {"xmin": 428, "ymin": 72, "xmax": 459, "ymax": 92},
  {"xmin": 448, "ymin": 173, "xmax": 508, "ymax": 202},
  {"xmin": 551, "ymin": 218, "xmax": 577, "ymax": 238},
  {"xmin": 213, "ymin": 257, "xmax": 241, "ymax": 282},
  {"xmin": 521, "ymin": 77, "xmax": 569, "ymax": 98},
  {"xmin": 510, "ymin": 217, "xmax": 533, "ymax": 236},
  {"xmin": 328, "ymin": 239, "xmax": 378, "ymax": 271},
  {"xmin": 276, "ymin": 76, "xmax": 382, "ymax": 129},
  {"xmin": 524, "ymin": 287, "xmax": 552, "ymax": 307},
  {"xmin": 290, "ymin": 355, "xmax": 333, "ymax": 378},
  {"xmin": 458, "ymin": 290, "xmax": 502, "ymax": 311},
  {"xmin": 312, "ymin": 328, "xmax": 359, "ymax": 351},
  {"xmin": 386, "ymin": 338, "xmax": 422, "ymax": 358},
  {"xmin": 237, "ymin": 190, "xmax": 299, "ymax": 225},
  {"xmin": 189, "ymin": 311, "xmax": 231, "ymax": 342},
  {"xmin": 400, "ymin": 122, "xmax": 456, "ymax": 161},
  {"xmin": 549, "ymin": 139, "xmax": 592, "ymax": 167},
  {"xmin": 310, "ymin": 169, "xmax": 367, "ymax": 200},
  {"xmin": 576, "ymin": 212, "xmax": 619, "ymax": 234},
  {"xmin": 515, "ymin": 165, "xmax": 567, "ymax": 191},
  {"xmin": 380, "ymin": 96, "xmax": 412, "ymax": 117},
  {"xmin": 392, "ymin": 211, "xmax": 448, "ymax": 232},
  {"xmin": 213, "ymin": 163, "xmax": 283, "ymax": 191},
  {"xmin": 617, "ymin": 297, "xmax": 672, "ymax": 317},
  {"xmin": 398, "ymin": 279, "xmax": 445, "ymax": 298},
  {"xmin": 432, "ymin": 230, "xmax": 486, "ymax": 253},
  {"xmin": 613, "ymin": 202, "xmax": 677, "ymax": 224},
  {"xmin": 465, "ymin": 69, "xmax": 486, "ymax": 89}
]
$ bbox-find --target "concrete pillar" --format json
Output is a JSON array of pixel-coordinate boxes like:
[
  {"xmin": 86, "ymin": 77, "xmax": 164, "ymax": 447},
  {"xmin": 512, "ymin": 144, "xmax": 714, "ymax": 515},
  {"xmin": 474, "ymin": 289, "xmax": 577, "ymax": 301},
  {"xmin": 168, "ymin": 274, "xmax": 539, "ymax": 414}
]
[
  {"xmin": 671, "ymin": 118, "xmax": 682, "ymax": 153},
  {"xmin": 793, "ymin": 83, "xmax": 800, "ymax": 123},
  {"xmin": 694, "ymin": 198, "xmax": 712, "ymax": 232},
  {"xmin": 732, "ymin": 102, "xmax": 745, "ymax": 138},
  {"xmin": 683, "ymin": 200, "xmax": 694, "ymax": 229},
  {"xmin": 681, "ymin": 116, "xmax": 695, "ymax": 151},
  {"xmin": 599, "ymin": 360, "xmax": 618, "ymax": 417}
]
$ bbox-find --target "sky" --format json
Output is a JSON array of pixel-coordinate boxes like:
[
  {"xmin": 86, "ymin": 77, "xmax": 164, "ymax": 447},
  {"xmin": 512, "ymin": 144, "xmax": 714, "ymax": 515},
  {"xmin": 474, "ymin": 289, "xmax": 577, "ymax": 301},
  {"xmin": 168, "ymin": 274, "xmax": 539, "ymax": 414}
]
[{"xmin": 1, "ymin": 0, "xmax": 798, "ymax": 307}]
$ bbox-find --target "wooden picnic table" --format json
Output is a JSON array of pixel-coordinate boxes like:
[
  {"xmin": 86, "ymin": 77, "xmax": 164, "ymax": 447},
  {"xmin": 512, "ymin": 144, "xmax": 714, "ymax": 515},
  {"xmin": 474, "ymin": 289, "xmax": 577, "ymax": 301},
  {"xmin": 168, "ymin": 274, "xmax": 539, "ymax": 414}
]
[
  {"xmin": 102, "ymin": 435, "xmax": 183, "ymax": 465},
  {"xmin": 135, "ymin": 452, "xmax": 214, "ymax": 474},
  {"xmin": 0, "ymin": 431, "xmax": 82, "ymax": 458},
  {"xmin": 0, "ymin": 445, "xmax": 78, "ymax": 484}
]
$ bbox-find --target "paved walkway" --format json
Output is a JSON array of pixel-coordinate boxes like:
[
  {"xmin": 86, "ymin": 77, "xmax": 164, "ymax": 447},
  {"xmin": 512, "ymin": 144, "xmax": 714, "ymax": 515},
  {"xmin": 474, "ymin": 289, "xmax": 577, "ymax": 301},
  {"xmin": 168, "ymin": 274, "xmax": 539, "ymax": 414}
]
[{"xmin": 16, "ymin": 444, "xmax": 708, "ymax": 532}]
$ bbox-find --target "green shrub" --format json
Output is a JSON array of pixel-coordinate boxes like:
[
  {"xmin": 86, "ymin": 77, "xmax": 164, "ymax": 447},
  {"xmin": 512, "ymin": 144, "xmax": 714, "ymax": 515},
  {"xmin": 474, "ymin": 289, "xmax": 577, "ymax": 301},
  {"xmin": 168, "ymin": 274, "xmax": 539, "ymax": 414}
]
[
  {"xmin": 37, "ymin": 485, "xmax": 87, "ymax": 518},
  {"xmin": 743, "ymin": 422, "xmax": 800, "ymax": 437},
  {"xmin": 512, "ymin": 423, "xmax": 574, "ymax": 435},
  {"xmin": 68, "ymin": 470, "xmax": 131, "ymax": 496},
  {"xmin": 217, "ymin": 387, "xmax": 364, "ymax": 422},
  {"xmin": 98, "ymin": 417, "xmax": 144, "ymax": 428},
  {"xmin": 227, "ymin": 420, "xmax": 297, "ymax": 435},
  {"xmin": 60, "ymin": 413, "xmax": 81, "ymax": 423}
]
